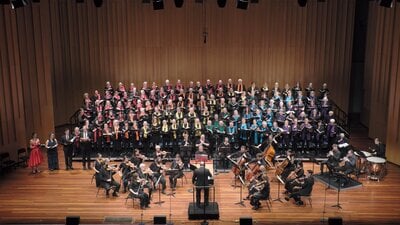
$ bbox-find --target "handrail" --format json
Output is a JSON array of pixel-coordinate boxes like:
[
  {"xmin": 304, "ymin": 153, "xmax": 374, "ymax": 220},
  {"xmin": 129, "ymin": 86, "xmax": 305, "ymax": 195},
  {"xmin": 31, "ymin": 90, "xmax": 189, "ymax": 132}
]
[
  {"xmin": 330, "ymin": 99, "xmax": 350, "ymax": 136},
  {"xmin": 68, "ymin": 109, "xmax": 81, "ymax": 127}
]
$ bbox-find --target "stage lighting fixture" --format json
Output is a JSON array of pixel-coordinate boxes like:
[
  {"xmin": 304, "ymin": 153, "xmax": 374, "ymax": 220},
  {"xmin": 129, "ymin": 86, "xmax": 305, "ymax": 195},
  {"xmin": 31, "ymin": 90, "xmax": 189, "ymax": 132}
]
[
  {"xmin": 153, "ymin": 0, "xmax": 163, "ymax": 10},
  {"xmin": 11, "ymin": 0, "xmax": 27, "ymax": 9},
  {"xmin": 298, "ymin": 0, "xmax": 307, "ymax": 7},
  {"xmin": 0, "ymin": 0, "xmax": 10, "ymax": 5},
  {"xmin": 217, "ymin": 0, "xmax": 226, "ymax": 8},
  {"xmin": 93, "ymin": 0, "xmax": 103, "ymax": 7},
  {"xmin": 380, "ymin": 0, "xmax": 393, "ymax": 8},
  {"xmin": 174, "ymin": 0, "xmax": 183, "ymax": 8}
]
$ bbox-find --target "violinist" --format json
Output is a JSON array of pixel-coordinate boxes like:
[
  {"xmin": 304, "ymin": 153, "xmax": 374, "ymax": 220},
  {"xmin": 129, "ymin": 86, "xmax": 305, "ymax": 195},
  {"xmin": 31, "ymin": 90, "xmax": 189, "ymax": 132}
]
[
  {"xmin": 249, "ymin": 174, "xmax": 270, "ymax": 210},
  {"xmin": 119, "ymin": 156, "xmax": 136, "ymax": 193},
  {"xmin": 93, "ymin": 153, "xmax": 104, "ymax": 188},
  {"xmin": 154, "ymin": 145, "xmax": 170, "ymax": 161},
  {"xmin": 137, "ymin": 163, "xmax": 154, "ymax": 200},
  {"xmin": 285, "ymin": 170, "xmax": 314, "ymax": 206},
  {"xmin": 336, "ymin": 150, "xmax": 356, "ymax": 180},
  {"xmin": 97, "ymin": 159, "xmax": 120, "ymax": 197},
  {"xmin": 131, "ymin": 148, "xmax": 147, "ymax": 165},
  {"xmin": 169, "ymin": 154, "xmax": 185, "ymax": 189},
  {"xmin": 284, "ymin": 161, "xmax": 305, "ymax": 194},
  {"xmin": 149, "ymin": 157, "xmax": 167, "ymax": 194},
  {"xmin": 128, "ymin": 173, "xmax": 150, "ymax": 209}
]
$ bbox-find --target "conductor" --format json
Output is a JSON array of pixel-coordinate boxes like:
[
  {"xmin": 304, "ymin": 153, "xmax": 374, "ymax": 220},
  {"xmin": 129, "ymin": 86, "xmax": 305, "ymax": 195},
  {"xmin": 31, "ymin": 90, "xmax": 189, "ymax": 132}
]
[{"xmin": 192, "ymin": 161, "xmax": 213, "ymax": 208}]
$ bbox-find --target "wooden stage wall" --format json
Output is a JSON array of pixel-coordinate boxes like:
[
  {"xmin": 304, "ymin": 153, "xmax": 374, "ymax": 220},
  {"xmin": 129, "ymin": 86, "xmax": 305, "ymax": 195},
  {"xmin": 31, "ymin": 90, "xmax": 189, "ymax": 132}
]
[
  {"xmin": 0, "ymin": 0, "xmax": 356, "ymax": 153},
  {"xmin": 363, "ymin": 2, "xmax": 400, "ymax": 165}
]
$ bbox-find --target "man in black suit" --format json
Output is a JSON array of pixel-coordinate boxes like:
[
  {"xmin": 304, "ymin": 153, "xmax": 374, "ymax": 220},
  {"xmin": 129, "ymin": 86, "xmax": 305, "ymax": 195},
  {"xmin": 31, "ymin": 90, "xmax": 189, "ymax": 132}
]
[
  {"xmin": 60, "ymin": 128, "xmax": 74, "ymax": 170},
  {"xmin": 192, "ymin": 161, "xmax": 212, "ymax": 207},
  {"xmin": 80, "ymin": 125, "xmax": 92, "ymax": 170}
]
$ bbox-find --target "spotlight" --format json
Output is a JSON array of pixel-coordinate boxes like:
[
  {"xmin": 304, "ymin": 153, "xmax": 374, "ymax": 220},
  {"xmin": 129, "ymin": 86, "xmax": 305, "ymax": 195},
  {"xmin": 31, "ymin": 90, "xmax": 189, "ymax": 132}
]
[
  {"xmin": 298, "ymin": 0, "xmax": 307, "ymax": 7},
  {"xmin": 174, "ymin": 0, "xmax": 183, "ymax": 8},
  {"xmin": 11, "ymin": 0, "xmax": 27, "ymax": 9},
  {"xmin": 217, "ymin": 0, "xmax": 226, "ymax": 8},
  {"xmin": 153, "ymin": 0, "xmax": 163, "ymax": 10},
  {"xmin": 237, "ymin": 0, "xmax": 248, "ymax": 10},
  {"xmin": 93, "ymin": 0, "xmax": 103, "ymax": 7},
  {"xmin": 380, "ymin": 0, "xmax": 393, "ymax": 8}
]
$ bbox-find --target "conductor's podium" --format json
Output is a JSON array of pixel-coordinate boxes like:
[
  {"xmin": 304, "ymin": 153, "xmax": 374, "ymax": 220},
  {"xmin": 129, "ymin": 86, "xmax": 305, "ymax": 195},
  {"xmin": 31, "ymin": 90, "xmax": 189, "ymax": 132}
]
[{"xmin": 188, "ymin": 185, "xmax": 219, "ymax": 220}]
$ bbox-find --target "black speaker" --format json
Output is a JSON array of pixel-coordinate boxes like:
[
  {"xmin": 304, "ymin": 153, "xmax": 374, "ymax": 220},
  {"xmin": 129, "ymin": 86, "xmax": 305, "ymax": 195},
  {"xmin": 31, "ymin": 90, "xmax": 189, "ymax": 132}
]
[
  {"xmin": 93, "ymin": 0, "xmax": 103, "ymax": 7},
  {"xmin": 153, "ymin": 215, "xmax": 166, "ymax": 224},
  {"xmin": 217, "ymin": 0, "xmax": 226, "ymax": 8},
  {"xmin": 240, "ymin": 216, "xmax": 253, "ymax": 225},
  {"xmin": 153, "ymin": 0, "xmax": 164, "ymax": 10},
  {"xmin": 174, "ymin": 0, "xmax": 183, "ymax": 8},
  {"xmin": 328, "ymin": 217, "xmax": 343, "ymax": 225},
  {"xmin": 236, "ymin": 0, "xmax": 248, "ymax": 10},
  {"xmin": 66, "ymin": 216, "xmax": 80, "ymax": 225},
  {"xmin": 298, "ymin": 0, "xmax": 307, "ymax": 7}
]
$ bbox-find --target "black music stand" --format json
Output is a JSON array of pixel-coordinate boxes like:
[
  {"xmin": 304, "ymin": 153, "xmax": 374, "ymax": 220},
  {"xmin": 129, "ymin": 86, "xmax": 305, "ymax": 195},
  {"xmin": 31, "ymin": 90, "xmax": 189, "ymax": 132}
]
[
  {"xmin": 153, "ymin": 175, "xmax": 165, "ymax": 206},
  {"xmin": 166, "ymin": 188, "xmax": 175, "ymax": 225},
  {"xmin": 331, "ymin": 172, "xmax": 343, "ymax": 209},
  {"xmin": 234, "ymin": 180, "xmax": 246, "ymax": 207},
  {"xmin": 273, "ymin": 175, "xmax": 284, "ymax": 203}
]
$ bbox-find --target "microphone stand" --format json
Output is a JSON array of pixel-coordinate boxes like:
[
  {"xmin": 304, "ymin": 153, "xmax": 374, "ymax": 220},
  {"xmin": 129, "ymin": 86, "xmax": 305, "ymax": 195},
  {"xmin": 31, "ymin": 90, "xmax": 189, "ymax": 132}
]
[
  {"xmin": 201, "ymin": 164, "xmax": 208, "ymax": 225},
  {"xmin": 331, "ymin": 173, "xmax": 342, "ymax": 209}
]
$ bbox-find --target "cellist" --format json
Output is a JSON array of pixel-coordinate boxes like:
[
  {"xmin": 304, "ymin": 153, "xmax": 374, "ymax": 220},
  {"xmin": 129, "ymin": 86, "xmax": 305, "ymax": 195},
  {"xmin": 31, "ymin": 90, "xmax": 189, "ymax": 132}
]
[{"xmin": 227, "ymin": 145, "xmax": 251, "ymax": 183}]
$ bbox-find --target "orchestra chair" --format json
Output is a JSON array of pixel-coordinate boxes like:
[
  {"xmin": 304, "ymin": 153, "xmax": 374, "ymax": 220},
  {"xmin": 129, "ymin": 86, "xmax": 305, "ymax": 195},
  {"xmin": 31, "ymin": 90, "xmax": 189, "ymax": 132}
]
[
  {"xmin": 124, "ymin": 194, "xmax": 140, "ymax": 208},
  {"xmin": 178, "ymin": 173, "xmax": 188, "ymax": 186},
  {"xmin": 301, "ymin": 195, "xmax": 312, "ymax": 207},
  {"xmin": 16, "ymin": 148, "xmax": 29, "ymax": 168},
  {"xmin": 96, "ymin": 186, "xmax": 107, "ymax": 198},
  {"xmin": 0, "ymin": 152, "xmax": 17, "ymax": 174},
  {"xmin": 261, "ymin": 196, "xmax": 272, "ymax": 211}
]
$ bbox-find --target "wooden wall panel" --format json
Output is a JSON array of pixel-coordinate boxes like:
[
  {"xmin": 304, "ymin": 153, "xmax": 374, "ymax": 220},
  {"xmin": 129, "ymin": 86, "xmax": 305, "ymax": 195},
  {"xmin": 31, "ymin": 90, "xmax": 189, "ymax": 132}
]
[
  {"xmin": 363, "ymin": 2, "xmax": 400, "ymax": 165},
  {"xmin": 386, "ymin": 3, "xmax": 400, "ymax": 165},
  {"xmin": 0, "ymin": 1, "xmax": 54, "ymax": 157},
  {"xmin": 47, "ymin": 0, "xmax": 355, "ymax": 125}
]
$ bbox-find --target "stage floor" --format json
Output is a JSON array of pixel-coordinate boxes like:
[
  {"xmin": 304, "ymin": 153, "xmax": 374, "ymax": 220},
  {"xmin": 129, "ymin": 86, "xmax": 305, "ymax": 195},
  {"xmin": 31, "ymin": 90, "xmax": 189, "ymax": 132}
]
[{"xmin": 0, "ymin": 153, "xmax": 400, "ymax": 225}]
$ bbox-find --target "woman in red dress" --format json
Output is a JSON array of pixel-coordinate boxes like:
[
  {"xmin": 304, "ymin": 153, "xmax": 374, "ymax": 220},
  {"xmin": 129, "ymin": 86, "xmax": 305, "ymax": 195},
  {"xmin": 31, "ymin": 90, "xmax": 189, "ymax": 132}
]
[{"xmin": 28, "ymin": 132, "xmax": 43, "ymax": 174}]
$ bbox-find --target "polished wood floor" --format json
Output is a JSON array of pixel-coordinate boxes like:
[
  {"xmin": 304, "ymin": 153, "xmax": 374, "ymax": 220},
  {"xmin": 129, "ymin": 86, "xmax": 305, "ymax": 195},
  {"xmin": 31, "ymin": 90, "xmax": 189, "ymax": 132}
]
[{"xmin": 0, "ymin": 132, "xmax": 399, "ymax": 224}]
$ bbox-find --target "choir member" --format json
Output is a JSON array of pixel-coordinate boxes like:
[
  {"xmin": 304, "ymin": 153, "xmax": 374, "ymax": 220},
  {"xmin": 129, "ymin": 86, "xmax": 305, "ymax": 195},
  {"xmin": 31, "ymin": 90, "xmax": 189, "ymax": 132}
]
[
  {"xmin": 45, "ymin": 132, "xmax": 59, "ymax": 171},
  {"xmin": 28, "ymin": 132, "xmax": 43, "ymax": 174},
  {"xmin": 61, "ymin": 128, "xmax": 74, "ymax": 170},
  {"xmin": 80, "ymin": 125, "xmax": 92, "ymax": 170}
]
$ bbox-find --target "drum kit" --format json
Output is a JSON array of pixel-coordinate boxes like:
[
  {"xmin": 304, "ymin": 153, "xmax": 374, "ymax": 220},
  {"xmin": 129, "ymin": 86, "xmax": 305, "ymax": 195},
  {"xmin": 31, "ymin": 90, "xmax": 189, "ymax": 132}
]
[{"xmin": 355, "ymin": 150, "xmax": 387, "ymax": 181}]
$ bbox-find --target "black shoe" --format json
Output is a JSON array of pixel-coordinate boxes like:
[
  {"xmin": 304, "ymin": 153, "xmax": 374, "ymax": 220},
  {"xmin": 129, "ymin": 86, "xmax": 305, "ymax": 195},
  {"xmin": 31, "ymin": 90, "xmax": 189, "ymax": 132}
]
[
  {"xmin": 284, "ymin": 197, "xmax": 290, "ymax": 201},
  {"xmin": 161, "ymin": 191, "xmax": 166, "ymax": 195},
  {"xmin": 66, "ymin": 168, "xmax": 69, "ymax": 171},
  {"xmin": 113, "ymin": 192, "xmax": 119, "ymax": 197},
  {"xmin": 88, "ymin": 166, "xmax": 92, "ymax": 170},
  {"xmin": 83, "ymin": 166, "xmax": 87, "ymax": 170},
  {"xmin": 252, "ymin": 206, "xmax": 259, "ymax": 210},
  {"xmin": 70, "ymin": 167, "xmax": 74, "ymax": 170}
]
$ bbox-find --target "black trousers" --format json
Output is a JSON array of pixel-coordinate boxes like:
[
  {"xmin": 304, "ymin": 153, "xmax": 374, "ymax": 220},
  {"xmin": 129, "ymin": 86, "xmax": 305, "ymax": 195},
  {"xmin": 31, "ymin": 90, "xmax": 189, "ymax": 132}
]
[
  {"xmin": 81, "ymin": 143, "xmax": 91, "ymax": 167},
  {"xmin": 130, "ymin": 192, "xmax": 150, "ymax": 208},
  {"xmin": 64, "ymin": 147, "xmax": 73, "ymax": 169},
  {"xmin": 169, "ymin": 171, "xmax": 184, "ymax": 188},
  {"xmin": 196, "ymin": 187, "xmax": 209, "ymax": 206},
  {"xmin": 250, "ymin": 193, "xmax": 268, "ymax": 207}
]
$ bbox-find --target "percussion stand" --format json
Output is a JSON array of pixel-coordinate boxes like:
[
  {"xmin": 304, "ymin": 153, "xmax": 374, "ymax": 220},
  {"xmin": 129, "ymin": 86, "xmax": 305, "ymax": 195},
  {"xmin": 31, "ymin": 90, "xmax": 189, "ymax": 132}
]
[
  {"xmin": 153, "ymin": 175, "xmax": 165, "ymax": 206},
  {"xmin": 273, "ymin": 176, "xmax": 284, "ymax": 203},
  {"xmin": 331, "ymin": 173, "xmax": 342, "ymax": 209}
]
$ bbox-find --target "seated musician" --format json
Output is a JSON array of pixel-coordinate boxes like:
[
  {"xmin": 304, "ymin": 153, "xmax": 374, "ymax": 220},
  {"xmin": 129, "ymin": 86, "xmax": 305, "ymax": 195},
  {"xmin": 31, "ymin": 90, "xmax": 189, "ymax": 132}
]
[
  {"xmin": 227, "ymin": 145, "xmax": 251, "ymax": 182},
  {"xmin": 285, "ymin": 170, "xmax": 314, "ymax": 206},
  {"xmin": 137, "ymin": 163, "xmax": 153, "ymax": 200},
  {"xmin": 249, "ymin": 174, "xmax": 270, "ymax": 210},
  {"xmin": 335, "ymin": 150, "xmax": 357, "ymax": 182},
  {"xmin": 128, "ymin": 173, "xmax": 150, "ymax": 209},
  {"xmin": 247, "ymin": 165, "xmax": 267, "ymax": 199},
  {"xmin": 169, "ymin": 154, "xmax": 185, "ymax": 189},
  {"xmin": 119, "ymin": 156, "xmax": 136, "ymax": 193},
  {"xmin": 217, "ymin": 137, "xmax": 231, "ymax": 170},
  {"xmin": 97, "ymin": 159, "xmax": 120, "ymax": 197},
  {"xmin": 277, "ymin": 150, "xmax": 296, "ymax": 183},
  {"xmin": 371, "ymin": 138, "xmax": 386, "ymax": 158},
  {"xmin": 149, "ymin": 157, "xmax": 167, "ymax": 194},
  {"xmin": 336, "ymin": 133, "xmax": 349, "ymax": 157},
  {"xmin": 320, "ymin": 144, "xmax": 341, "ymax": 174},
  {"xmin": 284, "ymin": 161, "xmax": 305, "ymax": 194},
  {"xmin": 153, "ymin": 145, "xmax": 169, "ymax": 162}
]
